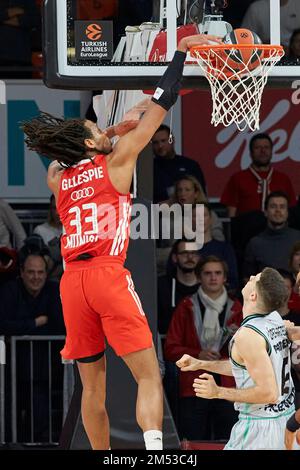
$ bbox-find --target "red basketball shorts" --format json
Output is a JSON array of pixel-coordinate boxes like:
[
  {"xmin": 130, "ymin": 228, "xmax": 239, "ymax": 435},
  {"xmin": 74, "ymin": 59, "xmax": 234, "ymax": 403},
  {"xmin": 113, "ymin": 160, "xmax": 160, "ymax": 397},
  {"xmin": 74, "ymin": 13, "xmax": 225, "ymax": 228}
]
[{"xmin": 60, "ymin": 257, "xmax": 153, "ymax": 360}]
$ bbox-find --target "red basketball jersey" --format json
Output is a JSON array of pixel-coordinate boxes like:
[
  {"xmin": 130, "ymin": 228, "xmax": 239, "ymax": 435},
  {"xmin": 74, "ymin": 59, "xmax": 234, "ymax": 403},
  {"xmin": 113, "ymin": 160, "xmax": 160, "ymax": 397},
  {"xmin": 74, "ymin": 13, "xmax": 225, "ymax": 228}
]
[{"xmin": 56, "ymin": 155, "xmax": 131, "ymax": 264}]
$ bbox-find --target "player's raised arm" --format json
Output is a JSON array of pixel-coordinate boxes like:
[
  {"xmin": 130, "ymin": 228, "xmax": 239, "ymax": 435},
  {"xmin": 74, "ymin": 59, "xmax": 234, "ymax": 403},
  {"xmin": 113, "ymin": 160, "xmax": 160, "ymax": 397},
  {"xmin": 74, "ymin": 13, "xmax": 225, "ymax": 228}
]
[
  {"xmin": 176, "ymin": 354, "xmax": 233, "ymax": 376},
  {"xmin": 110, "ymin": 34, "xmax": 222, "ymax": 167}
]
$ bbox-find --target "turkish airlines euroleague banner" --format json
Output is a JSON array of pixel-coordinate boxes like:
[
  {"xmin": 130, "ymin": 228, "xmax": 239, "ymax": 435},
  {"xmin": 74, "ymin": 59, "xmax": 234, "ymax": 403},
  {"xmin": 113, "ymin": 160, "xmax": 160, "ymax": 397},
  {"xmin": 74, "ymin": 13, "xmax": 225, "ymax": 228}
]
[{"xmin": 182, "ymin": 88, "xmax": 300, "ymax": 199}]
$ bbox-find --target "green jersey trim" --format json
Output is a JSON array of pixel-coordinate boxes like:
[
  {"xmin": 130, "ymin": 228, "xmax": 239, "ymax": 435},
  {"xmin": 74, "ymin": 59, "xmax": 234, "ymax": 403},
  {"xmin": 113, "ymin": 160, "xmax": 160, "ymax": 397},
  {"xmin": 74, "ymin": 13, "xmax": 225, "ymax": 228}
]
[
  {"xmin": 241, "ymin": 418, "xmax": 251, "ymax": 450},
  {"xmin": 230, "ymin": 354, "xmax": 247, "ymax": 370},
  {"xmin": 239, "ymin": 408, "xmax": 295, "ymax": 420},
  {"xmin": 229, "ymin": 338, "xmax": 246, "ymax": 369},
  {"xmin": 241, "ymin": 313, "xmax": 270, "ymax": 326}
]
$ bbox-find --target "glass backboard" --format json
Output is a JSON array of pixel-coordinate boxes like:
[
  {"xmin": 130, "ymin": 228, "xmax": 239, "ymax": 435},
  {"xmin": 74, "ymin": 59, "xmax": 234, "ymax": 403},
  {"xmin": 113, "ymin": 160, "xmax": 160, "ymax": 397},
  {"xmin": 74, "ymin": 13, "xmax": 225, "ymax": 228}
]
[{"xmin": 43, "ymin": 0, "xmax": 300, "ymax": 90}]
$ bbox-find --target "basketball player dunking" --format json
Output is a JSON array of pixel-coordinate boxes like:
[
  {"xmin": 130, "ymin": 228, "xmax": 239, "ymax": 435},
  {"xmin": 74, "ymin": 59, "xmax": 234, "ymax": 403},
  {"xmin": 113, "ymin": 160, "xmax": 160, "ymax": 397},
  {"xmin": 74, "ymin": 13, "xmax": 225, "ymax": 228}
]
[
  {"xmin": 177, "ymin": 268, "xmax": 300, "ymax": 450},
  {"xmin": 22, "ymin": 33, "xmax": 222, "ymax": 450}
]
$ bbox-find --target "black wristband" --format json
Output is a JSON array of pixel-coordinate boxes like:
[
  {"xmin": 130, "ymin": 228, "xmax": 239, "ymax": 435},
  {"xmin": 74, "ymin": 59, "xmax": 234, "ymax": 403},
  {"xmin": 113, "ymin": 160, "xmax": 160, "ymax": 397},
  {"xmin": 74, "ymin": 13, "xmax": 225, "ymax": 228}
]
[
  {"xmin": 151, "ymin": 50, "xmax": 187, "ymax": 111},
  {"xmin": 286, "ymin": 413, "xmax": 300, "ymax": 432}
]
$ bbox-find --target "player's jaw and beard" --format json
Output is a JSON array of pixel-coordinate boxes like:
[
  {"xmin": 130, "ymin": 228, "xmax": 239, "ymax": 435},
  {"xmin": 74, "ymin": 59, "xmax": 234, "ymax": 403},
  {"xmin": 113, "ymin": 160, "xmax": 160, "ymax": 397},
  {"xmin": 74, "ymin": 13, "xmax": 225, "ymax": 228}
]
[
  {"xmin": 177, "ymin": 260, "xmax": 197, "ymax": 274},
  {"xmin": 87, "ymin": 141, "xmax": 112, "ymax": 157},
  {"xmin": 99, "ymin": 139, "xmax": 113, "ymax": 155}
]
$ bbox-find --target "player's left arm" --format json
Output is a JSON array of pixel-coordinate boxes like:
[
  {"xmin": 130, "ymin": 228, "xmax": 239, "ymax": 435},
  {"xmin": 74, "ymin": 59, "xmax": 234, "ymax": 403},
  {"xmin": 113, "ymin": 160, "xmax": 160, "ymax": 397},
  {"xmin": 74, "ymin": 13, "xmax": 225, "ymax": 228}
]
[
  {"xmin": 47, "ymin": 161, "xmax": 64, "ymax": 199},
  {"xmin": 104, "ymin": 98, "xmax": 153, "ymax": 139},
  {"xmin": 109, "ymin": 34, "xmax": 222, "ymax": 169},
  {"xmin": 103, "ymin": 98, "xmax": 152, "ymax": 138},
  {"xmin": 103, "ymin": 120, "xmax": 139, "ymax": 139},
  {"xmin": 193, "ymin": 327, "xmax": 279, "ymax": 404},
  {"xmin": 285, "ymin": 409, "xmax": 300, "ymax": 450}
]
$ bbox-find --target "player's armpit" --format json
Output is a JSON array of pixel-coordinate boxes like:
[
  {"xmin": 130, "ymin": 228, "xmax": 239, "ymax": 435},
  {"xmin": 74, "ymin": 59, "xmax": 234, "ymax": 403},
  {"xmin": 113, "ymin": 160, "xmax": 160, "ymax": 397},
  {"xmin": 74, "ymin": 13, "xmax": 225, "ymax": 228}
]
[{"xmin": 230, "ymin": 327, "xmax": 279, "ymax": 404}]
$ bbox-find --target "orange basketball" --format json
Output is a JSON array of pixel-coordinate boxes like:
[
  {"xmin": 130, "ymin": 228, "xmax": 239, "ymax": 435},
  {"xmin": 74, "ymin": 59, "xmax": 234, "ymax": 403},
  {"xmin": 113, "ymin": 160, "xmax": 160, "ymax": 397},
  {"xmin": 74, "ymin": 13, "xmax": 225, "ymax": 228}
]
[{"xmin": 222, "ymin": 28, "xmax": 263, "ymax": 73}]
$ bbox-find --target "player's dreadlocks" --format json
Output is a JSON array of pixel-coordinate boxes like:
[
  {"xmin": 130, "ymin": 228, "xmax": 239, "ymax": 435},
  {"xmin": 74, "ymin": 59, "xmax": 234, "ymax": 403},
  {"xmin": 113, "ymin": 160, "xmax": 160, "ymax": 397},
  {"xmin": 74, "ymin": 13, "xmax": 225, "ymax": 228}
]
[{"xmin": 21, "ymin": 112, "xmax": 93, "ymax": 167}]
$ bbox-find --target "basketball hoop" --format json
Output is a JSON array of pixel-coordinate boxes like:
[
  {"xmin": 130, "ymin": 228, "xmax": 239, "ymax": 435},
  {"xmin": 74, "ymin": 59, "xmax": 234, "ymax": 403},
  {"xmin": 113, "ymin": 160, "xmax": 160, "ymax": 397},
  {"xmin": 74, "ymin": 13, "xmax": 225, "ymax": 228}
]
[{"xmin": 190, "ymin": 44, "xmax": 284, "ymax": 131}]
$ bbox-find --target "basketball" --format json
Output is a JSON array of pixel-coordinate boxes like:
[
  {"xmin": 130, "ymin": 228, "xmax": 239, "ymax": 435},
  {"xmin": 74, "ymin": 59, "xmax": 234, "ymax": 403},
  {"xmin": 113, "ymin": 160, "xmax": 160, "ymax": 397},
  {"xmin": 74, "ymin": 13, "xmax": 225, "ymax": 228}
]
[{"xmin": 222, "ymin": 28, "xmax": 263, "ymax": 73}]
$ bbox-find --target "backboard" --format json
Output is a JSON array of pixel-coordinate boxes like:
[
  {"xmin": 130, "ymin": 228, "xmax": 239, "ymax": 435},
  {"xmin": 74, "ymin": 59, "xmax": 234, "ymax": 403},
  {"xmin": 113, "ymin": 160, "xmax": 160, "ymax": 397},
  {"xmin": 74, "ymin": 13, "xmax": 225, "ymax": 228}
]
[{"xmin": 43, "ymin": 0, "xmax": 300, "ymax": 90}]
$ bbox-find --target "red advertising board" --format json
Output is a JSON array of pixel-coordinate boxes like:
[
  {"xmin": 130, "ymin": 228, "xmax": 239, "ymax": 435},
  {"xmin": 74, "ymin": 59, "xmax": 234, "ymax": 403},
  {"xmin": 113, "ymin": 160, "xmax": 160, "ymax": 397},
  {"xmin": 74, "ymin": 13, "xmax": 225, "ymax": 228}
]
[{"xmin": 182, "ymin": 88, "xmax": 300, "ymax": 200}]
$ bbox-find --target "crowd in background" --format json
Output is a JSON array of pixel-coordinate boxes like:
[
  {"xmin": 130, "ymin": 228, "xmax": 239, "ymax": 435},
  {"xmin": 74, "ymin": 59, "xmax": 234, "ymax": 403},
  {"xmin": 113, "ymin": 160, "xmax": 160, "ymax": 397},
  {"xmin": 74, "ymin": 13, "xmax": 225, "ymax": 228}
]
[
  {"xmin": 1, "ymin": 127, "xmax": 300, "ymax": 443},
  {"xmin": 0, "ymin": 0, "xmax": 300, "ymax": 446}
]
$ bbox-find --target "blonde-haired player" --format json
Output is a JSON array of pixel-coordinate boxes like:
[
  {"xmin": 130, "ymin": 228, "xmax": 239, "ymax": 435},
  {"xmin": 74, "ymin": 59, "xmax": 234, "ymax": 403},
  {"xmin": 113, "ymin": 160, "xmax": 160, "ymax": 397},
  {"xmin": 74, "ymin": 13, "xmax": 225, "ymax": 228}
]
[{"xmin": 177, "ymin": 268, "xmax": 300, "ymax": 450}]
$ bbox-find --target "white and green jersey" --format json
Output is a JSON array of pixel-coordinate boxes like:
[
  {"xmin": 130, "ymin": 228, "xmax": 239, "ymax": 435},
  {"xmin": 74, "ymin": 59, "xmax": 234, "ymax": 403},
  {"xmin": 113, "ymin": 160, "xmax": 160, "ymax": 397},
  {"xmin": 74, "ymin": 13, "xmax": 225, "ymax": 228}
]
[{"xmin": 229, "ymin": 311, "xmax": 295, "ymax": 418}]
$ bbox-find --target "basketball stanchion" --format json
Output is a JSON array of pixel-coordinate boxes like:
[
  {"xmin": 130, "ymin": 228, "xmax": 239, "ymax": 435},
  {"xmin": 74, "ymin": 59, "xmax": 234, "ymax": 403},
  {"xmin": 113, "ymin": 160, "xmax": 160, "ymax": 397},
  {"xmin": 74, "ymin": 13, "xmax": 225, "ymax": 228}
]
[{"xmin": 190, "ymin": 40, "xmax": 284, "ymax": 131}]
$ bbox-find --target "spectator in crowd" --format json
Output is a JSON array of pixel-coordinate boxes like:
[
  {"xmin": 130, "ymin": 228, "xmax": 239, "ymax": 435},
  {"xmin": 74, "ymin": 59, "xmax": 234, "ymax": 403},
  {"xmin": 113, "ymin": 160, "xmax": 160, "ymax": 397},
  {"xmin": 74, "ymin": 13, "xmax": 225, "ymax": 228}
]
[
  {"xmin": 0, "ymin": 198, "xmax": 26, "ymax": 250},
  {"xmin": 152, "ymin": 124, "xmax": 206, "ymax": 203},
  {"xmin": 0, "ymin": 0, "xmax": 40, "ymax": 78},
  {"xmin": 157, "ymin": 239, "xmax": 200, "ymax": 335},
  {"xmin": 287, "ymin": 28, "xmax": 300, "ymax": 60},
  {"xmin": 288, "ymin": 241, "xmax": 300, "ymax": 311},
  {"xmin": 278, "ymin": 269, "xmax": 300, "ymax": 315},
  {"xmin": 18, "ymin": 233, "xmax": 52, "ymax": 271},
  {"xmin": 290, "ymin": 241, "xmax": 300, "ymax": 281},
  {"xmin": 278, "ymin": 269, "xmax": 300, "ymax": 409},
  {"xmin": 241, "ymin": 0, "xmax": 300, "ymax": 48},
  {"xmin": 164, "ymin": 256, "xmax": 242, "ymax": 440},
  {"xmin": 33, "ymin": 194, "xmax": 63, "ymax": 279},
  {"xmin": 158, "ymin": 239, "xmax": 201, "ymax": 426},
  {"xmin": 0, "ymin": 251, "xmax": 65, "ymax": 441},
  {"xmin": 221, "ymin": 133, "xmax": 297, "ymax": 218},
  {"xmin": 169, "ymin": 176, "xmax": 224, "ymax": 241},
  {"xmin": 222, "ymin": 133, "xmax": 297, "ymax": 274},
  {"xmin": 0, "ymin": 251, "xmax": 64, "ymax": 335},
  {"xmin": 243, "ymin": 191, "xmax": 300, "ymax": 280},
  {"xmin": 156, "ymin": 175, "xmax": 224, "ymax": 275},
  {"xmin": 198, "ymin": 203, "xmax": 239, "ymax": 292},
  {"xmin": 34, "ymin": 195, "xmax": 62, "ymax": 244}
]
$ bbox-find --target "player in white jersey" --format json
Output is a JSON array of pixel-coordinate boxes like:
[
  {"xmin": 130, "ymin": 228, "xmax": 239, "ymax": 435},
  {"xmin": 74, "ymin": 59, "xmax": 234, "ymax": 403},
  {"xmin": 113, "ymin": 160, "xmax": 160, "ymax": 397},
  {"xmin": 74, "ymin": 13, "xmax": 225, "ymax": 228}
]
[{"xmin": 177, "ymin": 267, "xmax": 300, "ymax": 450}]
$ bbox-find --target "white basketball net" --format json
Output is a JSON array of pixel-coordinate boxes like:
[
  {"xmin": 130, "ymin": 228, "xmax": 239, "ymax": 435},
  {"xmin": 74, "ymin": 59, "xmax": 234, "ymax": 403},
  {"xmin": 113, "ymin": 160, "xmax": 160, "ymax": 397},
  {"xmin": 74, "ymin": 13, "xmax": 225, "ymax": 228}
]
[{"xmin": 192, "ymin": 45, "xmax": 284, "ymax": 131}]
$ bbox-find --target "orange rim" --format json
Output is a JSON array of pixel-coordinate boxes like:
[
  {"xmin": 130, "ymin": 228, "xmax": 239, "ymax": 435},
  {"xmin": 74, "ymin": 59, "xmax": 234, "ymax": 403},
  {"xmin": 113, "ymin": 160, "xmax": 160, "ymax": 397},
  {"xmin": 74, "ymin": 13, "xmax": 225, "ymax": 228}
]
[{"xmin": 190, "ymin": 44, "xmax": 284, "ymax": 60}]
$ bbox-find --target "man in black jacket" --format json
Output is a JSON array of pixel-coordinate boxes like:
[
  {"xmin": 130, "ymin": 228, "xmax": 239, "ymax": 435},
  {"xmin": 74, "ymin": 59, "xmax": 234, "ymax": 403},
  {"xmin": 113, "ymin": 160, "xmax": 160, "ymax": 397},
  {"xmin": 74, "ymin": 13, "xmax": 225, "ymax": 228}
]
[
  {"xmin": 152, "ymin": 124, "xmax": 206, "ymax": 203},
  {"xmin": 0, "ymin": 252, "xmax": 65, "ymax": 442},
  {"xmin": 158, "ymin": 239, "xmax": 201, "ymax": 335}
]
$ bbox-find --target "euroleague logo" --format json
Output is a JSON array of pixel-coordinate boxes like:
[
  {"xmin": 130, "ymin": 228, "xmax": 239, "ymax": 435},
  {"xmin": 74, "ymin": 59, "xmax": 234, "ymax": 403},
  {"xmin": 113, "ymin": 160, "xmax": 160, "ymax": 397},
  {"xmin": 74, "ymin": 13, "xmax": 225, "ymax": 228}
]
[
  {"xmin": 86, "ymin": 23, "xmax": 102, "ymax": 41},
  {"xmin": 71, "ymin": 187, "xmax": 94, "ymax": 202}
]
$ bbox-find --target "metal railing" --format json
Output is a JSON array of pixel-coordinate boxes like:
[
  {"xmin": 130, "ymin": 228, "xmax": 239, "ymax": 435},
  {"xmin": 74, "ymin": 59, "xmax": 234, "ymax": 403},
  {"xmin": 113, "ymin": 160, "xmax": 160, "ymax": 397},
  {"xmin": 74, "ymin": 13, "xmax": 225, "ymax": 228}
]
[{"xmin": 10, "ymin": 335, "xmax": 67, "ymax": 445}]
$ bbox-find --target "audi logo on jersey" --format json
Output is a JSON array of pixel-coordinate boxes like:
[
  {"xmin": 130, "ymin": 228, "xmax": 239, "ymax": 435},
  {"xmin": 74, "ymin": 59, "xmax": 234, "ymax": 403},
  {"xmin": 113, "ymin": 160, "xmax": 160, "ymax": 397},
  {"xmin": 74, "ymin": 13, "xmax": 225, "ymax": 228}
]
[{"xmin": 71, "ymin": 187, "xmax": 95, "ymax": 201}]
